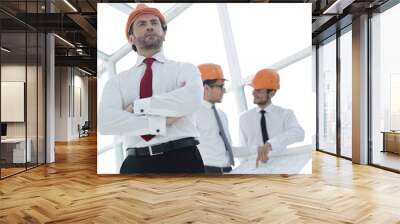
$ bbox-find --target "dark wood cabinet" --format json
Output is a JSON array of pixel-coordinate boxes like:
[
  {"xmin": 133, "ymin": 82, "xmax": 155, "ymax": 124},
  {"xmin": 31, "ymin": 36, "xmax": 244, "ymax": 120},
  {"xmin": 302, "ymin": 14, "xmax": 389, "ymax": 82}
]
[{"xmin": 382, "ymin": 131, "xmax": 400, "ymax": 154}]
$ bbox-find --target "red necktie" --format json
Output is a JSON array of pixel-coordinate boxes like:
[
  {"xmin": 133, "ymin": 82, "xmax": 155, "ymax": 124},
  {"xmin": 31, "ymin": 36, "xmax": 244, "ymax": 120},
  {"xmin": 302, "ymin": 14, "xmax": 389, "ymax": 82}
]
[{"xmin": 140, "ymin": 58, "xmax": 155, "ymax": 141}]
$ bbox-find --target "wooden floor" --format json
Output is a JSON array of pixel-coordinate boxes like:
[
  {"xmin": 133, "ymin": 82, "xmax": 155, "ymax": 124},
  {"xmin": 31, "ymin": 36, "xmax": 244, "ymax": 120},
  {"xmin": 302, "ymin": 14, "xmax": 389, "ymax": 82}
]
[
  {"xmin": 373, "ymin": 151, "xmax": 400, "ymax": 171},
  {"xmin": 1, "ymin": 163, "xmax": 44, "ymax": 178},
  {"xmin": 1, "ymin": 135, "xmax": 400, "ymax": 223},
  {"xmin": 0, "ymin": 167, "xmax": 26, "ymax": 178}
]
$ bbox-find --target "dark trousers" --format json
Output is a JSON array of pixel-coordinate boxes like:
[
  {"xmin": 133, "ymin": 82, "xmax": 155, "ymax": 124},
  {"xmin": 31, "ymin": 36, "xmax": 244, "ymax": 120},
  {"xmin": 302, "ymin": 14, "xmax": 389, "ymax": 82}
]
[
  {"xmin": 204, "ymin": 165, "xmax": 232, "ymax": 174},
  {"xmin": 120, "ymin": 145, "xmax": 204, "ymax": 174}
]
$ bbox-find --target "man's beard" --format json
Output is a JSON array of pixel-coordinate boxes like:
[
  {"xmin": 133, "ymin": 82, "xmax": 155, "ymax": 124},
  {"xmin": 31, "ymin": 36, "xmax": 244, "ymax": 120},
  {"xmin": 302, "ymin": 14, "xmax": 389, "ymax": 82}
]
[
  {"xmin": 136, "ymin": 34, "xmax": 164, "ymax": 50},
  {"xmin": 254, "ymin": 97, "xmax": 268, "ymax": 105}
]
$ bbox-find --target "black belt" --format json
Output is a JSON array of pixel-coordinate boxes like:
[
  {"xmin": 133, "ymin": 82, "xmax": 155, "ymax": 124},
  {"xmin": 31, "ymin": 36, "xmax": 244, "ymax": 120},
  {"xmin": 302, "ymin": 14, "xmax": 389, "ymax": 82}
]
[
  {"xmin": 127, "ymin": 137, "xmax": 199, "ymax": 157},
  {"xmin": 204, "ymin": 165, "xmax": 232, "ymax": 173}
]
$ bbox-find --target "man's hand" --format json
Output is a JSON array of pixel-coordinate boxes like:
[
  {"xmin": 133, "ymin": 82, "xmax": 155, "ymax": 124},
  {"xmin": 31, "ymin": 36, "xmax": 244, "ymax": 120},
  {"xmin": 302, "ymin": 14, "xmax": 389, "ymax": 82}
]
[
  {"xmin": 125, "ymin": 104, "xmax": 134, "ymax": 113},
  {"xmin": 256, "ymin": 143, "xmax": 272, "ymax": 167},
  {"xmin": 166, "ymin": 117, "xmax": 180, "ymax": 126}
]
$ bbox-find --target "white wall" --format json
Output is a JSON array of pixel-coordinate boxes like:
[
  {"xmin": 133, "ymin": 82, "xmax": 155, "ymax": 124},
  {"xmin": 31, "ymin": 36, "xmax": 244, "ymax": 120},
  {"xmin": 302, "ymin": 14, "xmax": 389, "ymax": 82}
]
[
  {"xmin": 72, "ymin": 72, "xmax": 89, "ymax": 138},
  {"xmin": 1, "ymin": 65, "xmax": 33, "ymax": 138},
  {"xmin": 54, "ymin": 67, "xmax": 89, "ymax": 141},
  {"xmin": 55, "ymin": 67, "xmax": 68, "ymax": 141},
  {"xmin": 1, "ymin": 64, "xmax": 46, "ymax": 163}
]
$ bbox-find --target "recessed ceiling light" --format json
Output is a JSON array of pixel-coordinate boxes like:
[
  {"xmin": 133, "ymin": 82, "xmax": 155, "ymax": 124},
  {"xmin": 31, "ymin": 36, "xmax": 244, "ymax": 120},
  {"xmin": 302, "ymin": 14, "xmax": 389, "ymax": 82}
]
[
  {"xmin": 1, "ymin": 47, "xmax": 11, "ymax": 53},
  {"xmin": 63, "ymin": 0, "xmax": 78, "ymax": 12},
  {"xmin": 323, "ymin": 0, "xmax": 354, "ymax": 15},
  {"xmin": 54, "ymin": 34, "xmax": 75, "ymax": 48},
  {"xmin": 78, "ymin": 67, "xmax": 92, "ymax": 76}
]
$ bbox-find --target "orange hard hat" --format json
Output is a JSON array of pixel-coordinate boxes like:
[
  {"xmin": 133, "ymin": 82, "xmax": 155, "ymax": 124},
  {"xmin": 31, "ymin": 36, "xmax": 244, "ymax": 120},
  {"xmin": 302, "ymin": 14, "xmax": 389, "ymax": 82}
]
[
  {"xmin": 198, "ymin": 63, "xmax": 228, "ymax": 81},
  {"xmin": 250, "ymin": 68, "xmax": 280, "ymax": 90},
  {"xmin": 125, "ymin": 4, "xmax": 166, "ymax": 40}
]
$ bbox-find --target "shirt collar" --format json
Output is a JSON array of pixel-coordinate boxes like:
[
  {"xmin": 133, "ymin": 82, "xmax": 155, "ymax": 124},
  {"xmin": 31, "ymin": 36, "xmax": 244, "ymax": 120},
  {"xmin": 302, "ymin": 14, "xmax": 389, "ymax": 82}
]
[
  {"xmin": 257, "ymin": 103, "xmax": 274, "ymax": 114},
  {"xmin": 134, "ymin": 50, "xmax": 166, "ymax": 67},
  {"xmin": 202, "ymin": 100, "xmax": 214, "ymax": 109}
]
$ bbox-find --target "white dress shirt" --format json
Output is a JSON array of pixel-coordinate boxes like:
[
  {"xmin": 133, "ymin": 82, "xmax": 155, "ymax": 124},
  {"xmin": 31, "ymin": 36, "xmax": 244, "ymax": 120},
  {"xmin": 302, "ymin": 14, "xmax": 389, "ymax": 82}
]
[
  {"xmin": 195, "ymin": 101, "xmax": 256, "ymax": 167},
  {"xmin": 99, "ymin": 51, "xmax": 204, "ymax": 150},
  {"xmin": 195, "ymin": 101, "xmax": 232, "ymax": 167},
  {"xmin": 239, "ymin": 104, "xmax": 305, "ymax": 157}
]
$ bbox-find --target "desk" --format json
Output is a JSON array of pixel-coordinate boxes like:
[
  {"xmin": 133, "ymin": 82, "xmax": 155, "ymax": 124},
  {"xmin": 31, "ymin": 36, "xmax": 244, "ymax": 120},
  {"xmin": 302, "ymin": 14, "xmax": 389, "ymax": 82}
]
[
  {"xmin": 382, "ymin": 131, "xmax": 400, "ymax": 154},
  {"xmin": 230, "ymin": 145, "xmax": 312, "ymax": 174},
  {"xmin": 1, "ymin": 138, "xmax": 31, "ymax": 163}
]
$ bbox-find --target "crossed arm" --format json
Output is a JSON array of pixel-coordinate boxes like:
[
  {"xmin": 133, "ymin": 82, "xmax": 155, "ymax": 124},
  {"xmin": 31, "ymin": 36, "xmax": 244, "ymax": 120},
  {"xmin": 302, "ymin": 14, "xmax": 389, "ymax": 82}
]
[{"xmin": 99, "ymin": 64, "xmax": 203, "ymax": 136}]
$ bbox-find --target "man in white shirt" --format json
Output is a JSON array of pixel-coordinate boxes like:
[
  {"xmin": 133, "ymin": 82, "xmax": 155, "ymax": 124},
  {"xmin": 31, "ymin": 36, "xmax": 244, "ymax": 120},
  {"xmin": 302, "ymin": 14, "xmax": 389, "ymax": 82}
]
[
  {"xmin": 99, "ymin": 4, "xmax": 205, "ymax": 173},
  {"xmin": 239, "ymin": 68, "xmax": 305, "ymax": 167},
  {"xmin": 195, "ymin": 64, "xmax": 235, "ymax": 174},
  {"xmin": 195, "ymin": 64, "xmax": 265, "ymax": 174}
]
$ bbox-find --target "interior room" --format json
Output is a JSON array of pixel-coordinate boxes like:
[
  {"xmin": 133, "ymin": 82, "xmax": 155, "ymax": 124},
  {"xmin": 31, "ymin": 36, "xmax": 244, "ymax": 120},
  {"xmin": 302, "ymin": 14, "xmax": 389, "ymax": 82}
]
[{"xmin": 0, "ymin": 1, "xmax": 399, "ymax": 223}]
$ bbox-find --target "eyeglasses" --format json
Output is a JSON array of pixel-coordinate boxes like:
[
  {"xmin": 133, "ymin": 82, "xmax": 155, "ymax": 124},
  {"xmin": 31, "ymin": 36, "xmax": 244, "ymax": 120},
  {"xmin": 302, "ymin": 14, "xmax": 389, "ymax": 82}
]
[{"xmin": 209, "ymin": 84, "xmax": 225, "ymax": 89}]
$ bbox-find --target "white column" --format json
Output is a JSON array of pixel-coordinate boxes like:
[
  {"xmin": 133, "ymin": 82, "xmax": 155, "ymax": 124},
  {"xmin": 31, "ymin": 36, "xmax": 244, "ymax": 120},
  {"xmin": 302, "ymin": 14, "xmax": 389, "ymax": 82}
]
[
  {"xmin": 46, "ymin": 33, "xmax": 55, "ymax": 163},
  {"xmin": 217, "ymin": 3, "xmax": 247, "ymax": 113},
  {"xmin": 370, "ymin": 13, "xmax": 383, "ymax": 159},
  {"xmin": 352, "ymin": 14, "xmax": 369, "ymax": 164},
  {"xmin": 312, "ymin": 45, "xmax": 317, "ymax": 148}
]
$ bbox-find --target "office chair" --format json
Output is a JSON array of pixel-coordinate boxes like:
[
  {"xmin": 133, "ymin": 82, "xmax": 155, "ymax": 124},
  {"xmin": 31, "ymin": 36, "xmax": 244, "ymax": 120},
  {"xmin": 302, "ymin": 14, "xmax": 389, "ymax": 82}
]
[{"xmin": 79, "ymin": 121, "xmax": 90, "ymax": 138}]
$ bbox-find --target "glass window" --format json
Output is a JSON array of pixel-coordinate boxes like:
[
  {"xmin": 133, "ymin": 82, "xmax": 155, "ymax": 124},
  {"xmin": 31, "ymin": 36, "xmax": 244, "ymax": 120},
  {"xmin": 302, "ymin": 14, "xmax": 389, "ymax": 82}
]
[
  {"xmin": 116, "ymin": 51, "xmax": 136, "ymax": 74},
  {"xmin": 27, "ymin": 31, "xmax": 38, "ymax": 169},
  {"xmin": 165, "ymin": 4, "xmax": 231, "ymax": 79},
  {"xmin": 97, "ymin": 4, "xmax": 129, "ymax": 55},
  {"xmin": 390, "ymin": 74, "xmax": 400, "ymax": 130},
  {"xmin": 371, "ymin": 3, "xmax": 400, "ymax": 171},
  {"xmin": 228, "ymin": 3, "xmax": 310, "ymax": 79},
  {"xmin": 0, "ymin": 1, "xmax": 47, "ymax": 179},
  {"xmin": 276, "ymin": 56, "xmax": 314, "ymax": 147},
  {"xmin": 97, "ymin": 69, "xmax": 121, "ymax": 173},
  {"xmin": 0, "ymin": 1, "xmax": 49, "ymax": 179},
  {"xmin": 1, "ymin": 30, "xmax": 28, "ymax": 177},
  {"xmin": 318, "ymin": 37, "xmax": 337, "ymax": 154},
  {"xmin": 340, "ymin": 29, "xmax": 352, "ymax": 158},
  {"xmin": 127, "ymin": 3, "xmax": 174, "ymax": 14}
]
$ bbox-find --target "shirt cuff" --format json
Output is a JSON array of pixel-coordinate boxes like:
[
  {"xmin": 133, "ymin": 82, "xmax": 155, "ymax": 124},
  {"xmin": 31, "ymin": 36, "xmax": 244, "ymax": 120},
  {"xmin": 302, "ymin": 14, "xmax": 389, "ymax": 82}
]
[
  {"xmin": 134, "ymin": 98, "xmax": 151, "ymax": 115},
  {"xmin": 148, "ymin": 116, "xmax": 166, "ymax": 136}
]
